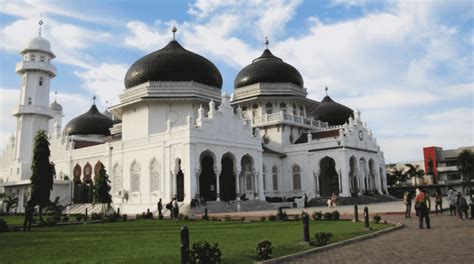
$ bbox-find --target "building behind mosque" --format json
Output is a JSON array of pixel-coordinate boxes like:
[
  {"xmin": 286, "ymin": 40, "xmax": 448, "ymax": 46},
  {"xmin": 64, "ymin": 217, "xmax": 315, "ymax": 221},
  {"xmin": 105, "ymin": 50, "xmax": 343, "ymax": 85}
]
[{"xmin": 0, "ymin": 26, "xmax": 388, "ymax": 214}]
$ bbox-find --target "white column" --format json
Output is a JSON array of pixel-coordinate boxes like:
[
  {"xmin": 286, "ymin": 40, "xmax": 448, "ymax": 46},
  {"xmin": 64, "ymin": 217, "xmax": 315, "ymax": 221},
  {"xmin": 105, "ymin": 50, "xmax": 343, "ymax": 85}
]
[
  {"xmin": 253, "ymin": 170, "xmax": 258, "ymax": 200},
  {"xmin": 215, "ymin": 169, "xmax": 221, "ymax": 201},
  {"xmin": 235, "ymin": 170, "xmax": 241, "ymax": 200},
  {"xmin": 257, "ymin": 170, "xmax": 265, "ymax": 200}
]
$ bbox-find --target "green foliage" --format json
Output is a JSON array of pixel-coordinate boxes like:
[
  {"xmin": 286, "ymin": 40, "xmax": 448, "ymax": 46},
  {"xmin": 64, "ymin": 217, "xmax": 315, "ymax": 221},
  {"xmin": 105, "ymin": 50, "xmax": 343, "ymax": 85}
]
[
  {"xmin": 91, "ymin": 213, "xmax": 102, "ymax": 221},
  {"xmin": 224, "ymin": 215, "xmax": 232, "ymax": 221},
  {"xmin": 75, "ymin": 214, "xmax": 83, "ymax": 222},
  {"xmin": 387, "ymin": 167, "xmax": 408, "ymax": 187},
  {"xmin": 3, "ymin": 195, "xmax": 18, "ymax": 212},
  {"xmin": 189, "ymin": 241, "xmax": 222, "ymax": 264},
  {"xmin": 373, "ymin": 214, "xmax": 381, "ymax": 224},
  {"xmin": 313, "ymin": 232, "xmax": 333, "ymax": 246},
  {"xmin": 93, "ymin": 163, "xmax": 112, "ymax": 205},
  {"xmin": 256, "ymin": 240, "xmax": 273, "ymax": 260},
  {"xmin": 268, "ymin": 214, "xmax": 276, "ymax": 221},
  {"xmin": 121, "ymin": 214, "xmax": 127, "ymax": 221},
  {"xmin": 45, "ymin": 196, "xmax": 63, "ymax": 219},
  {"xmin": 62, "ymin": 215, "xmax": 69, "ymax": 222},
  {"xmin": 458, "ymin": 149, "xmax": 474, "ymax": 197},
  {"xmin": 240, "ymin": 216, "xmax": 245, "ymax": 222},
  {"xmin": 0, "ymin": 218, "xmax": 8, "ymax": 232},
  {"xmin": 323, "ymin": 212, "xmax": 333, "ymax": 220},
  {"xmin": 29, "ymin": 130, "xmax": 54, "ymax": 209},
  {"xmin": 331, "ymin": 210, "xmax": 340, "ymax": 220},
  {"xmin": 312, "ymin": 211, "xmax": 323, "ymax": 220},
  {"xmin": 260, "ymin": 216, "xmax": 267, "ymax": 222},
  {"xmin": 277, "ymin": 209, "xmax": 288, "ymax": 221},
  {"xmin": 404, "ymin": 164, "xmax": 425, "ymax": 186}
]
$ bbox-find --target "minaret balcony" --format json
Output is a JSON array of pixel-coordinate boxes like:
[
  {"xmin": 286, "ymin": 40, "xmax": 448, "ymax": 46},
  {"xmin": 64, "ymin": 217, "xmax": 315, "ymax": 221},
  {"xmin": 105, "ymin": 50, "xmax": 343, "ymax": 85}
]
[
  {"xmin": 251, "ymin": 112, "xmax": 329, "ymax": 130},
  {"xmin": 12, "ymin": 105, "xmax": 55, "ymax": 118},
  {"xmin": 16, "ymin": 61, "xmax": 56, "ymax": 77}
]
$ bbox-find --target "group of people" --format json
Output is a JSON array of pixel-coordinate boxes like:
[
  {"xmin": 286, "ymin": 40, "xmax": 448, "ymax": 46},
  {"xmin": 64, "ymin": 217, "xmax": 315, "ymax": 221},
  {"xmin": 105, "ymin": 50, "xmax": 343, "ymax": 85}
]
[
  {"xmin": 403, "ymin": 187, "xmax": 471, "ymax": 229},
  {"xmin": 157, "ymin": 197, "xmax": 181, "ymax": 219},
  {"xmin": 327, "ymin": 193, "xmax": 338, "ymax": 208}
]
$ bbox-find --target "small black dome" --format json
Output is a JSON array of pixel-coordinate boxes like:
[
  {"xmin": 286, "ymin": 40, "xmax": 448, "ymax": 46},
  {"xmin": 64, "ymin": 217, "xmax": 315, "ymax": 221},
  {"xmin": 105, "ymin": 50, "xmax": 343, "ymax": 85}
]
[
  {"xmin": 124, "ymin": 40, "xmax": 222, "ymax": 89},
  {"xmin": 234, "ymin": 49, "xmax": 304, "ymax": 88},
  {"xmin": 65, "ymin": 104, "xmax": 114, "ymax": 136},
  {"xmin": 312, "ymin": 96, "xmax": 353, "ymax": 126}
]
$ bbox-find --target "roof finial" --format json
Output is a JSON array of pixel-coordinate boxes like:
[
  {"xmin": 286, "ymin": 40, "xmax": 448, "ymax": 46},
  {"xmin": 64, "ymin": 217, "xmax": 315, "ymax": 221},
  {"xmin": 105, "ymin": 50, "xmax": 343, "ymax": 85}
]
[
  {"xmin": 105, "ymin": 100, "xmax": 109, "ymax": 108},
  {"xmin": 93, "ymin": 95, "xmax": 96, "ymax": 105},
  {"xmin": 172, "ymin": 24, "xmax": 177, "ymax": 40},
  {"xmin": 264, "ymin": 36, "xmax": 269, "ymax": 49},
  {"xmin": 325, "ymin": 86, "xmax": 328, "ymax": 96},
  {"xmin": 38, "ymin": 13, "xmax": 44, "ymax": 36},
  {"xmin": 54, "ymin": 91, "xmax": 57, "ymax": 102}
]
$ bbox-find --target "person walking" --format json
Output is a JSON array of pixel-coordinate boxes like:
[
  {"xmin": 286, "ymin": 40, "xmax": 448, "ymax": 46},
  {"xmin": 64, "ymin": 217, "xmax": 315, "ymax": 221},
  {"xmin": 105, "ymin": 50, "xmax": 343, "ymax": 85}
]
[
  {"xmin": 23, "ymin": 201, "xmax": 34, "ymax": 232},
  {"xmin": 447, "ymin": 189, "xmax": 457, "ymax": 216},
  {"xmin": 403, "ymin": 191, "xmax": 412, "ymax": 218},
  {"xmin": 304, "ymin": 193, "xmax": 309, "ymax": 209},
  {"xmin": 172, "ymin": 197, "xmax": 179, "ymax": 219},
  {"xmin": 157, "ymin": 198, "xmax": 163, "ymax": 219},
  {"xmin": 435, "ymin": 190, "xmax": 443, "ymax": 215},
  {"xmin": 415, "ymin": 188, "xmax": 431, "ymax": 229},
  {"xmin": 456, "ymin": 192, "xmax": 468, "ymax": 220}
]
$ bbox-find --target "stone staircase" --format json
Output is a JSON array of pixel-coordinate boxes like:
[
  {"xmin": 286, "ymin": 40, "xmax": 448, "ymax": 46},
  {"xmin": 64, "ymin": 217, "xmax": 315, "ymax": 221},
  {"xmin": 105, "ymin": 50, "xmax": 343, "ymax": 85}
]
[
  {"xmin": 308, "ymin": 194, "xmax": 398, "ymax": 207},
  {"xmin": 188, "ymin": 200, "xmax": 283, "ymax": 215},
  {"xmin": 64, "ymin": 203, "xmax": 115, "ymax": 215}
]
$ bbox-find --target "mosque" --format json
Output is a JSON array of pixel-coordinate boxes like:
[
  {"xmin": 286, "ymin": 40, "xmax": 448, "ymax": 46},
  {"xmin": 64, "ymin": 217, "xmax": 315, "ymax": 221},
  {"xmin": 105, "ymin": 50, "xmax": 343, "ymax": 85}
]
[{"xmin": 0, "ymin": 25, "xmax": 388, "ymax": 214}]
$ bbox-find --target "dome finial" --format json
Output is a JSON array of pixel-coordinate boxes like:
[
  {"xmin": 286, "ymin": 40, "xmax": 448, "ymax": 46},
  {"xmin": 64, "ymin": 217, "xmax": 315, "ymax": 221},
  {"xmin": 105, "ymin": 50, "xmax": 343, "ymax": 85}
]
[
  {"xmin": 105, "ymin": 100, "xmax": 109, "ymax": 108},
  {"xmin": 325, "ymin": 86, "xmax": 329, "ymax": 96},
  {"xmin": 264, "ymin": 36, "xmax": 269, "ymax": 49},
  {"xmin": 54, "ymin": 91, "xmax": 57, "ymax": 102},
  {"xmin": 172, "ymin": 24, "xmax": 177, "ymax": 40},
  {"xmin": 93, "ymin": 95, "xmax": 96, "ymax": 105},
  {"xmin": 38, "ymin": 13, "xmax": 44, "ymax": 36}
]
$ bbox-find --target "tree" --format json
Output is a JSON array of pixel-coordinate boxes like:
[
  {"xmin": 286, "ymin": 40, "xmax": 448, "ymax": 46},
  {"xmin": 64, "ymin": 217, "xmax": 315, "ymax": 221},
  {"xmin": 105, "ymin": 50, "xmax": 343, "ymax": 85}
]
[
  {"xmin": 93, "ymin": 163, "xmax": 112, "ymax": 215},
  {"xmin": 4, "ymin": 194, "xmax": 18, "ymax": 213},
  {"xmin": 387, "ymin": 167, "xmax": 408, "ymax": 187},
  {"xmin": 404, "ymin": 164, "xmax": 425, "ymax": 186},
  {"xmin": 29, "ymin": 130, "xmax": 54, "ymax": 220},
  {"xmin": 457, "ymin": 149, "xmax": 474, "ymax": 199}
]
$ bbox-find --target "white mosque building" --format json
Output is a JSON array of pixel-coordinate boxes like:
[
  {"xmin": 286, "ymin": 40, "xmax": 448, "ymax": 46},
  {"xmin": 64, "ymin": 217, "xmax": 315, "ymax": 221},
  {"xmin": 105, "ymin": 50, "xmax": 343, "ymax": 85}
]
[{"xmin": 0, "ymin": 27, "xmax": 388, "ymax": 214}]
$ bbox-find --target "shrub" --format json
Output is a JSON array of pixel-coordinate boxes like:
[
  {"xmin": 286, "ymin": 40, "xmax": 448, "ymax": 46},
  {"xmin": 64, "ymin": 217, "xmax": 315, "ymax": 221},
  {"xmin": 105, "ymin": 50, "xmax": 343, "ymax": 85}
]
[
  {"xmin": 314, "ymin": 232, "xmax": 333, "ymax": 246},
  {"xmin": 189, "ymin": 241, "xmax": 222, "ymax": 264},
  {"xmin": 294, "ymin": 214, "xmax": 300, "ymax": 221},
  {"xmin": 331, "ymin": 210, "xmax": 340, "ymax": 220},
  {"xmin": 144, "ymin": 211, "xmax": 153, "ymax": 219},
  {"xmin": 300, "ymin": 211, "xmax": 309, "ymax": 219},
  {"xmin": 240, "ymin": 216, "xmax": 245, "ymax": 221},
  {"xmin": 122, "ymin": 214, "xmax": 128, "ymax": 221},
  {"xmin": 75, "ymin": 214, "xmax": 83, "ymax": 222},
  {"xmin": 62, "ymin": 215, "xmax": 69, "ymax": 222},
  {"xmin": 323, "ymin": 212, "xmax": 332, "ymax": 220},
  {"xmin": 45, "ymin": 217, "xmax": 58, "ymax": 226},
  {"xmin": 260, "ymin": 216, "xmax": 267, "ymax": 222},
  {"xmin": 91, "ymin": 213, "xmax": 102, "ymax": 221},
  {"xmin": 224, "ymin": 215, "xmax": 232, "ymax": 221},
  {"xmin": 135, "ymin": 214, "xmax": 141, "ymax": 220},
  {"xmin": 312, "ymin": 211, "xmax": 323, "ymax": 221},
  {"xmin": 211, "ymin": 216, "xmax": 219, "ymax": 221},
  {"xmin": 373, "ymin": 214, "xmax": 381, "ymax": 224},
  {"xmin": 277, "ymin": 210, "xmax": 288, "ymax": 221},
  {"xmin": 184, "ymin": 215, "xmax": 189, "ymax": 221},
  {"xmin": 256, "ymin": 240, "xmax": 273, "ymax": 260},
  {"xmin": 105, "ymin": 213, "xmax": 118, "ymax": 223},
  {"xmin": 268, "ymin": 214, "xmax": 276, "ymax": 221},
  {"xmin": 177, "ymin": 213, "xmax": 185, "ymax": 220},
  {"xmin": 0, "ymin": 218, "xmax": 8, "ymax": 232},
  {"xmin": 201, "ymin": 214, "xmax": 209, "ymax": 221}
]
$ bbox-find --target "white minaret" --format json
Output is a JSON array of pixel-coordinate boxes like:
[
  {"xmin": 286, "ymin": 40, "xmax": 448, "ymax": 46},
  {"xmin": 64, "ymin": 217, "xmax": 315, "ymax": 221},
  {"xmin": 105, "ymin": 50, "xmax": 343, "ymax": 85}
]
[{"xmin": 12, "ymin": 20, "xmax": 56, "ymax": 180}]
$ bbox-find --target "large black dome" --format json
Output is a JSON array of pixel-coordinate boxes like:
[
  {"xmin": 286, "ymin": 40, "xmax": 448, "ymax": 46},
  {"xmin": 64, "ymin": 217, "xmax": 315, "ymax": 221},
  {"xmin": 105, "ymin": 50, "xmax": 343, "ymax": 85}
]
[
  {"xmin": 234, "ymin": 49, "xmax": 304, "ymax": 89},
  {"xmin": 124, "ymin": 40, "xmax": 222, "ymax": 89},
  {"xmin": 64, "ymin": 104, "xmax": 114, "ymax": 136},
  {"xmin": 312, "ymin": 96, "xmax": 353, "ymax": 126}
]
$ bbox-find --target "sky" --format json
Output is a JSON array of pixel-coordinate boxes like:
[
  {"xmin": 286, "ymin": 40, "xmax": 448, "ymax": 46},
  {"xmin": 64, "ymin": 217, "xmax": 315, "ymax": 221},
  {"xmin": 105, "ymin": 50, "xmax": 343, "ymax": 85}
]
[{"xmin": 0, "ymin": 0, "xmax": 473, "ymax": 163}]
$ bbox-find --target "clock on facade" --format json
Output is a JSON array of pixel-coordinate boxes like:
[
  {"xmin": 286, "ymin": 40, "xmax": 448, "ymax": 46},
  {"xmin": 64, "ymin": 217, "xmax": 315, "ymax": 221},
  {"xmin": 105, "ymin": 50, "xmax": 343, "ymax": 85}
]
[{"xmin": 358, "ymin": 130, "xmax": 363, "ymax": 141}]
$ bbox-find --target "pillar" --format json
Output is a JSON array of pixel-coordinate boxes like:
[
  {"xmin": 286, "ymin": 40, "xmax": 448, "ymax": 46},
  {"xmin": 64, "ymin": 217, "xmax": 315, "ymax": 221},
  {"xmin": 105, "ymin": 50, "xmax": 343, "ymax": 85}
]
[
  {"xmin": 215, "ymin": 169, "xmax": 221, "ymax": 201},
  {"xmin": 235, "ymin": 170, "xmax": 241, "ymax": 200}
]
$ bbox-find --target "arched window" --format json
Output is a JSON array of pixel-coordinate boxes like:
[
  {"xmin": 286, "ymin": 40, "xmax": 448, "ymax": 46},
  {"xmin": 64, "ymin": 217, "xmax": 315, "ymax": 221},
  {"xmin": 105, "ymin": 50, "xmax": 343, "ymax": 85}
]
[
  {"xmin": 292, "ymin": 165, "xmax": 301, "ymax": 190},
  {"xmin": 252, "ymin": 104, "xmax": 258, "ymax": 117},
  {"xmin": 40, "ymin": 56, "xmax": 45, "ymax": 62},
  {"xmin": 130, "ymin": 161, "xmax": 140, "ymax": 192},
  {"xmin": 293, "ymin": 104, "xmax": 297, "ymax": 115},
  {"xmin": 31, "ymin": 55, "xmax": 36, "ymax": 61},
  {"xmin": 39, "ymin": 77, "xmax": 43, "ymax": 86},
  {"xmin": 246, "ymin": 173, "xmax": 253, "ymax": 191},
  {"xmin": 265, "ymin": 103, "xmax": 273, "ymax": 114},
  {"xmin": 280, "ymin": 103, "xmax": 286, "ymax": 113},
  {"xmin": 112, "ymin": 163, "xmax": 122, "ymax": 193},
  {"xmin": 150, "ymin": 159, "xmax": 160, "ymax": 192},
  {"xmin": 272, "ymin": 166, "xmax": 278, "ymax": 191},
  {"xmin": 299, "ymin": 106, "xmax": 304, "ymax": 116}
]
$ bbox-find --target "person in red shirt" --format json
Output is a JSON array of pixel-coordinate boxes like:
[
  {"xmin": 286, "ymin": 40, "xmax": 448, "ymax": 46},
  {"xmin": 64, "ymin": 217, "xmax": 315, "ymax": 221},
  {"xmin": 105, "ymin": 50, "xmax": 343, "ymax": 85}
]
[{"xmin": 415, "ymin": 188, "xmax": 431, "ymax": 229}]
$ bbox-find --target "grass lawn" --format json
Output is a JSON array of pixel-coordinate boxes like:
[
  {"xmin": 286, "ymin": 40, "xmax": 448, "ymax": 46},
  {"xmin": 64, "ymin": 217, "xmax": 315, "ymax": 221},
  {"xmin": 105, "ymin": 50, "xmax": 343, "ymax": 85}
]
[
  {"xmin": 0, "ymin": 215, "xmax": 26, "ymax": 225},
  {"xmin": 0, "ymin": 219, "xmax": 392, "ymax": 263}
]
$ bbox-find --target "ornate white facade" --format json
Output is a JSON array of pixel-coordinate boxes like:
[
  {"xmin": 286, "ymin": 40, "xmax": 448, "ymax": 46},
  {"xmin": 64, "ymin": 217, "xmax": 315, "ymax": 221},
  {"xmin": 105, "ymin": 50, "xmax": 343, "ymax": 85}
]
[{"xmin": 0, "ymin": 31, "xmax": 387, "ymax": 214}]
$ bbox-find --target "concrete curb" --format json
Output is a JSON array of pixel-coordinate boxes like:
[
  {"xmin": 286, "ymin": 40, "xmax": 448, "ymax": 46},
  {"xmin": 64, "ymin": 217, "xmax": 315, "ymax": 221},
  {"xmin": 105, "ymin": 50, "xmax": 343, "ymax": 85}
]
[{"xmin": 259, "ymin": 222, "xmax": 404, "ymax": 264}]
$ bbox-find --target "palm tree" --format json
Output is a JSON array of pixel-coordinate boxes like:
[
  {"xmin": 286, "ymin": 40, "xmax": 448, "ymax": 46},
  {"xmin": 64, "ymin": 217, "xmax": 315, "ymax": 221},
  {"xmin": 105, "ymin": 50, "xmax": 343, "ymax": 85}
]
[
  {"xmin": 457, "ymin": 149, "xmax": 474, "ymax": 199},
  {"xmin": 387, "ymin": 167, "xmax": 408, "ymax": 186},
  {"xmin": 4, "ymin": 194, "xmax": 18, "ymax": 213},
  {"xmin": 405, "ymin": 164, "xmax": 425, "ymax": 186}
]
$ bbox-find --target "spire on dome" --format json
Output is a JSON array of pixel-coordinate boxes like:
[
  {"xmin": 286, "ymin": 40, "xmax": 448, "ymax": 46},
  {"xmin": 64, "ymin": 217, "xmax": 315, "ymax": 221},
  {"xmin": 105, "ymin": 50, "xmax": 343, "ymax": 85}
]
[
  {"xmin": 172, "ymin": 24, "xmax": 177, "ymax": 40},
  {"xmin": 38, "ymin": 13, "xmax": 44, "ymax": 36},
  {"xmin": 93, "ymin": 95, "xmax": 96, "ymax": 105},
  {"xmin": 325, "ymin": 86, "xmax": 328, "ymax": 96},
  {"xmin": 54, "ymin": 91, "xmax": 57, "ymax": 101},
  {"xmin": 264, "ymin": 36, "xmax": 269, "ymax": 49}
]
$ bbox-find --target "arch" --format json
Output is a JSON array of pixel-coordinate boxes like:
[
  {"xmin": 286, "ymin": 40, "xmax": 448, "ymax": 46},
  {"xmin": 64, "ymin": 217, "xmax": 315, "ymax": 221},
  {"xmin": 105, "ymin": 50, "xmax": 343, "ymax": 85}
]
[
  {"xmin": 241, "ymin": 155, "xmax": 254, "ymax": 193},
  {"xmin": 349, "ymin": 156, "xmax": 358, "ymax": 195},
  {"xmin": 272, "ymin": 166, "xmax": 278, "ymax": 191},
  {"xmin": 130, "ymin": 161, "xmax": 140, "ymax": 193},
  {"xmin": 83, "ymin": 162, "xmax": 92, "ymax": 183},
  {"xmin": 379, "ymin": 167, "xmax": 384, "ymax": 193},
  {"xmin": 149, "ymin": 158, "xmax": 161, "ymax": 192},
  {"xmin": 220, "ymin": 152, "xmax": 236, "ymax": 201},
  {"xmin": 94, "ymin": 161, "xmax": 104, "ymax": 183},
  {"xmin": 199, "ymin": 154, "xmax": 217, "ymax": 201},
  {"xmin": 265, "ymin": 103, "xmax": 273, "ymax": 114},
  {"xmin": 368, "ymin": 159, "xmax": 376, "ymax": 192},
  {"xmin": 359, "ymin": 157, "xmax": 367, "ymax": 193},
  {"xmin": 262, "ymin": 165, "xmax": 267, "ymax": 190},
  {"xmin": 292, "ymin": 164, "xmax": 301, "ymax": 190},
  {"xmin": 319, "ymin": 156, "xmax": 339, "ymax": 196},
  {"xmin": 175, "ymin": 158, "xmax": 184, "ymax": 201},
  {"xmin": 112, "ymin": 163, "xmax": 122, "ymax": 193},
  {"xmin": 199, "ymin": 150, "xmax": 217, "ymax": 165},
  {"xmin": 73, "ymin": 163, "xmax": 82, "ymax": 184},
  {"xmin": 280, "ymin": 103, "xmax": 287, "ymax": 113}
]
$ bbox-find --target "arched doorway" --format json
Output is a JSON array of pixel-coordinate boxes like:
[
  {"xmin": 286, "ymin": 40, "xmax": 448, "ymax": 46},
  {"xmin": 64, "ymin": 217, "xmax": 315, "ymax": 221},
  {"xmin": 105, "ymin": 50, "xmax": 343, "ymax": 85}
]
[
  {"xmin": 319, "ymin": 157, "xmax": 339, "ymax": 197},
  {"xmin": 241, "ymin": 155, "xmax": 254, "ymax": 199},
  {"xmin": 379, "ymin": 167, "xmax": 384, "ymax": 193},
  {"xmin": 220, "ymin": 154, "xmax": 236, "ymax": 201},
  {"xmin": 359, "ymin": 158, "xmax": 367, "ymax": 193},
  {"xmin": 199, "ymin": 155, "xmax": 217, "ymax": 201},
  {"xmin": 368, "ymin": 159, "xmax": 376, "ymax": 192},
  {"xmin": 175, "ymin": 159, "xmax": 184, "ymax": 202},
  {"xmin": 349, "ymin": 156, "xmax": 358, "ymax": 195}
]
